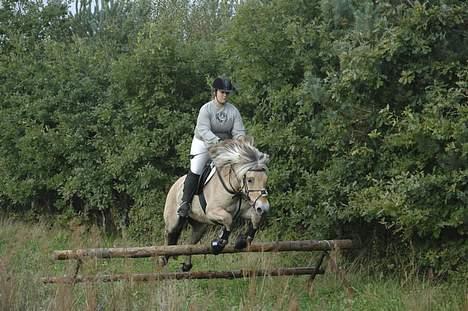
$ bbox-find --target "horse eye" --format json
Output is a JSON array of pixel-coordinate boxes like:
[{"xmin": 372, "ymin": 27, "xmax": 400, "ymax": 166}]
[{"xmin": 247, "ymin": 178, "xmax": 253, "ymax": 183}]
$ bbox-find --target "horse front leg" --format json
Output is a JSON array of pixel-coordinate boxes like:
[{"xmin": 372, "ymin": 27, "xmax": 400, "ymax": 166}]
[
  {"xmin": 211, "ymin": 226, "xmax": 231, "ymax": 254},
  {"xmin": 207, "ymin": 208, "xmax": 233, "ymax": 255},
  {"xmin": 235, "ymin": 213, "xmax": 263, "ymax": 250}
]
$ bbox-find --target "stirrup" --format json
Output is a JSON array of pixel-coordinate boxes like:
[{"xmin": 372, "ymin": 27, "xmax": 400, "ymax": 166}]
[{"xmin": 177, "ymin": 201, "xmax": 190, "ymax": 218}]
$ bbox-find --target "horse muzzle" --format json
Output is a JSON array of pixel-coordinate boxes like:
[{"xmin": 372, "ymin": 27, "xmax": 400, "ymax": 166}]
[
  {"xmin": 255, "ymin": 200, "xmax": 270, "ymax": 216},
  {"xmin": 246, "ymin": 189, "xmax": 269, "ymax": 216}
]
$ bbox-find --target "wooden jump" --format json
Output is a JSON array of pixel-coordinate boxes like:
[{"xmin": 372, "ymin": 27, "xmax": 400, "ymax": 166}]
[
  {"xmin": 53, "ymin": 239, "xmax": 357, "ymax": 260},
  {"xmin": 44, "ymin": 239, "xmax": 358, "ymax": 284},
  {"xmin": 42, "ymin": 267, "xmax": 325, "ymax": 284}
]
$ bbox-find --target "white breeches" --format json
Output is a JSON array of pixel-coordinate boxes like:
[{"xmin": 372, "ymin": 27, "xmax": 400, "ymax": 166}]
[{"xmin": 190, "ymin": 137, "xmax": 210, "ymax": 175}]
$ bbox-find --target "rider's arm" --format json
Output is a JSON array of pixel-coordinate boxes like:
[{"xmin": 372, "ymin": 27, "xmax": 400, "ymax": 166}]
[
  {"xmin": 231, "ymin": 106, "xmax": 246, "ymax": 140},
  {"xmin": 195, "ymin": 104, "xmax": 221, "ymax": 145}
]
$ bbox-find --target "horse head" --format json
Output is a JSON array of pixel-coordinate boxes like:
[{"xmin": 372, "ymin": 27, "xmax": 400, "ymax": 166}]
[
  {"xmin": 243, "ymin": 167, "xmax": 269, "ymax": 216},
  {"xmin": 209, "ymin": 137, "xmax": 270, "ymax": 216}
]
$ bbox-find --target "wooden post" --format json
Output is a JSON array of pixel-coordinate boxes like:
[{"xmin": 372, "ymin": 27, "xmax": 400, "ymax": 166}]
[
  {"xmin": 53, "ymin": 239, "xmax": 357, "ymax": 260},
  {"xmin": 327, "ymin": 248, "xmax": 355, "ymax": 297}
]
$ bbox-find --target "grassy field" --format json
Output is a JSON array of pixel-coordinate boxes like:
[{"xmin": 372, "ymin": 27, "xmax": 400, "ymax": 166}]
[{"xmin": 0, "ymin": 219, "xmax": 466, "ymax": 310}]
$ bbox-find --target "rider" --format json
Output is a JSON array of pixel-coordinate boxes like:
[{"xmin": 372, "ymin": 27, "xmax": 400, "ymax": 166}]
[{"xmin": 177, "ymin": 77, "xmax": 246, "ymax": 218}]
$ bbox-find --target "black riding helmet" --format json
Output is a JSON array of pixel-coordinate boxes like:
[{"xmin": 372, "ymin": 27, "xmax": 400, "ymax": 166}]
[{"xmin": 212, "ymin": 77, "xmax": 234, "ymax": 93}]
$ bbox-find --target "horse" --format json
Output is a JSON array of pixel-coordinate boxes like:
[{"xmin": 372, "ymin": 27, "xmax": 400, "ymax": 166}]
[{"xmin": 160, "ymin": 137, "xmax": 270, "ymax": 271}]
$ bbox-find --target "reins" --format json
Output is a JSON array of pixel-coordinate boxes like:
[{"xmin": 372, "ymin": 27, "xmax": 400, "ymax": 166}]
[
  {"xmin": 215, "ymin": 166, "xmax": 240, "ymax": 197},
  {"xmin": 215, "ymin": 166, "xmax": 243, "ymax": 218}
]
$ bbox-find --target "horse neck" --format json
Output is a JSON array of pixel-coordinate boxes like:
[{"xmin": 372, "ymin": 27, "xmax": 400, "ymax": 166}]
[{"xmin": 218, "ymin": 165, "xmax": 242, "ymax": 193}]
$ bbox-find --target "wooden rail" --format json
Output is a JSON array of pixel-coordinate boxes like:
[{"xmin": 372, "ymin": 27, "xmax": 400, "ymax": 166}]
[
  {"xmin": 42, "ymin": 267, "xmax": 325, "ymax": 284},
  {"xmin": 53, "ymin": 239, "xmax": 357, "ymax": 260}
]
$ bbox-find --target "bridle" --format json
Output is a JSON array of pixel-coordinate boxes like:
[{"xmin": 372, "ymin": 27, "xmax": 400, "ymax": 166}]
[
  {"xmin": 216, "ymin": 165, "xmax": 268, "ymax": 210},
  {"xmin": 241, "ymin": 168, "xmax": 269, "ymax": 207}
]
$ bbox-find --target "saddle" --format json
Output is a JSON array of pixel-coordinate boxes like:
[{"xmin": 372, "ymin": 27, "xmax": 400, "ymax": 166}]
[{"xmin": 194, "ymin": 160, "xmax": 216, "ymax": 212}]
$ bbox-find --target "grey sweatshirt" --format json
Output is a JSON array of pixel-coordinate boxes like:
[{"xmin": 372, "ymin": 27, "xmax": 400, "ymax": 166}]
[{"xmin": 194, "ymin": 100, "xmax": 246, "ymax": 145}]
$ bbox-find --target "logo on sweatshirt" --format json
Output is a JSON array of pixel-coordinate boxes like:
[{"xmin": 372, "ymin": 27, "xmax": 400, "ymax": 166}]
[{"xmin": 216, "ymin": 111, "xmax": 227, "ymax": 123}]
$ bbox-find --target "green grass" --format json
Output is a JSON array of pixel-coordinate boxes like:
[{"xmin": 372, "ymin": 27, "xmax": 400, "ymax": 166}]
[{"xmin": 0, "ymin": 219, "xmax": 466, "ymax": 310}]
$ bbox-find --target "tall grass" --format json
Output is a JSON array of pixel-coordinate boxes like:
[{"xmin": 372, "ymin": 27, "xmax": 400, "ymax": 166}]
[{"xmin": 0, "ymin": 219, "xmax": 466, "ymax": 310}]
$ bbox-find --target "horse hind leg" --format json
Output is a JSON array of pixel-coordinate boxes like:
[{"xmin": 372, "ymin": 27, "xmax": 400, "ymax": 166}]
[
  {"xmin": 181, "ymin": 221, "xmax": 208, "ymax": 272},
  {"xmin": 159, "ymin": 217, "xmax": 186, "ymax": 267}
]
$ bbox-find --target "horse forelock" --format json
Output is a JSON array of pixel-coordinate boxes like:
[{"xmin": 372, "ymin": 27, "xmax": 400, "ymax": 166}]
[{"xmin": 209, "ymin": 140, "xmax": 269, "ymax": 178}]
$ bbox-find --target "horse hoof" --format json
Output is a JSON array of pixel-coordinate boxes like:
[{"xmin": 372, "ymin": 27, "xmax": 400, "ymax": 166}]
[
  {"xmin": 235, "ymin": 236, "xmax": 247, "ymax": 250},
  {"xmin": 158, "ymin": 256, "xmax": 168, "ymax": 267},
  {"xmin": 181, "ymin": 263, "xmax": 193, "ymax": 272},
  {"xmin": 211, "ymin": 239, "xmax": 226, "ymax": 255}
]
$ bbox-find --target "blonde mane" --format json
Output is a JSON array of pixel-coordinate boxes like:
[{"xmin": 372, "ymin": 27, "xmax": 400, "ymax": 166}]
[{"xmin": 208, "ymin": 138, "xmax": 269, "ymax": 178}]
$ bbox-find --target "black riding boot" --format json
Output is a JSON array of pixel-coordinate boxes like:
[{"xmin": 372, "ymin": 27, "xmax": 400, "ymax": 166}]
[{"xmin": 177, "ymin": 171, "xmax": 200, "ymax": 218}]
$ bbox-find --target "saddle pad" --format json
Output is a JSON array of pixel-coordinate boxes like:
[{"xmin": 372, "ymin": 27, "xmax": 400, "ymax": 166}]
[{"xmin": 196, "ymin": 161, "xmax": 216, "ymax": 194}]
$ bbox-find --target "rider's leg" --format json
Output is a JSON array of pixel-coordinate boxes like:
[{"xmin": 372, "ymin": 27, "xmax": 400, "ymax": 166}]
[
  {"xmin": 177, "ymin": 137, "xmax": 209, "ymax": 218},
  {"xmin": 177, "ymin": 170, "xmax": 200, "ymax": 217}
]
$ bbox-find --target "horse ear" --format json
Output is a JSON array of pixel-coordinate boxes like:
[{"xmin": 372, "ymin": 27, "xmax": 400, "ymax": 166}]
[{"xmin": 261, "ymin": 152, "xmax": 270, "ymax": 165}]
